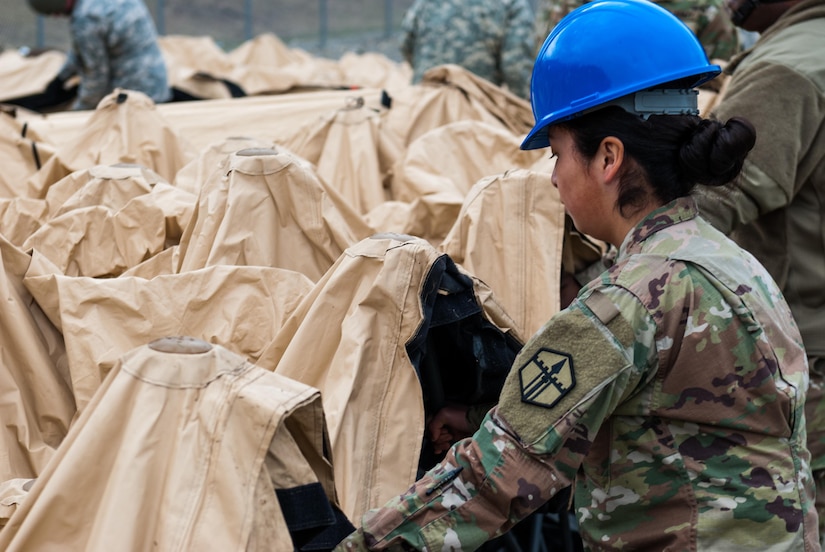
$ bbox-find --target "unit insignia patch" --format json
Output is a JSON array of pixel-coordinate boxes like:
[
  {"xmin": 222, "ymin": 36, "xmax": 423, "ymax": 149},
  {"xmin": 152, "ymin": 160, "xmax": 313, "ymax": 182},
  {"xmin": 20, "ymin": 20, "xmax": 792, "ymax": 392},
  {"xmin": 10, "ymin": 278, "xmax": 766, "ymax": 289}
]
[{"xmin": 518, "ymin": 348, "xmax": 575, "ymax": 408}]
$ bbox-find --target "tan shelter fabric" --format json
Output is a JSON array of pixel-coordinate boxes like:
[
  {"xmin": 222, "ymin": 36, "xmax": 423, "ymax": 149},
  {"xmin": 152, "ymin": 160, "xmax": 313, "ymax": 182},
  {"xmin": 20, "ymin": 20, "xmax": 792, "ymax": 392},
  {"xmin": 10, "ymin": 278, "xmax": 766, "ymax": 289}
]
[
  {"xmin": 0, "ymin": 478, "xmax": 35, "ymax": 528},
  {"xmin": 0, "ymin": 50, "xmax": 66, "ymax": 104},
  {"xmin": 158, "ymin": 33, "xmax": 407, "ymax": 99},
  {"xmin": 261, "ymin": 234, "xmax": 522, "ymax": 521},
  {"xmin": 23, "ymin": 89, "xmax": 196, "ymax": 199},
  {"xmin": 19, "ymin": 88, "xmax": 387, "ymax": 154},
  {"xmin": 175, "ymin": 146, "xmax": 373, "ymax": 280},
  {"xmin": 0, "ymin": 198, "xmax": 48, "ymax": 248},
  {"xmin": 228, "ymin": 33, "xmax": 310, "ymax": 68},
  {"xmin": 384, "ymin": 64, "xmax": 534, "ymax": 147},
  {"xmin": 0, "ymin": 338, "xmax": 339, "ymax": 551},
  {"xmin": 23, "ymin": 256, "xmax": 314, "ymax": 412},
  {"xmin": 281, "ymin": 100, "xmax": 402, "ymax": 215},
  {"xmin": 50, "ymin": 164, "xmax": 194, "ymax": 246},
  {"xmin": 173, "ymin": 135, "xmax": 276, "ymax": 195},
  {"xmin": 159, "ymin": 35, "xmax": 241, "ymax": 99},
  {"xmin": 0, "ymin": 112, "xmax": 56, "ymax": 198},
  {"xmin": 43, "ymin": 163, "xmax": 165, "ymax": 218},
  {"xmin": 337, "ymin": 51, "xmax": 414, "ymax": 92},
  {"xmin": 387, "ymin": 119, "xmax": 544, "ymax": 245},
  {"xmin": 22, "ymin": 165, "xmax": 195, "ymax": 278},
  {"xmin": 0, "ymin": 236, "xmax": 73, "ymax": 485},
  {"xmin": 439, "ymin": 168, "xmax": 567, "ymax": 339},
  {"xmin": 226, "ymin": 34, "xmax": 340, "ymax": 95},
  {"xmin": 391, "ymin": 119, "xmax": 543, "ymax": 201}
]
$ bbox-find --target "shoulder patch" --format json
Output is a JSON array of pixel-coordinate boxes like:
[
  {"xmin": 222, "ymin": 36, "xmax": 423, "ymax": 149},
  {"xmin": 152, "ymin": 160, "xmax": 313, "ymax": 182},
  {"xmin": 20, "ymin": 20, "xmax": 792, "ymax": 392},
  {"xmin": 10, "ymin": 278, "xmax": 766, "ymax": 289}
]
[{"xmin": 518, "ymin": 348, "xmax": 576, "ymax": 408}]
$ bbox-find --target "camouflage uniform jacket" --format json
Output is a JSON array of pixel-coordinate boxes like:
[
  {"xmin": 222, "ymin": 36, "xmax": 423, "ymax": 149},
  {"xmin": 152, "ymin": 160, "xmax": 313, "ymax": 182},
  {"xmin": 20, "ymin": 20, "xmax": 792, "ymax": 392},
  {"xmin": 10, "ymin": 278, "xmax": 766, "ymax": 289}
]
[
  {"xmin": 59, "ymin": 0, "xmax": 171, "ymax": 110},
  {"xmin": 399, "ymin": 0, "xmax": 536, "ymax": 99},
  {"xmin": 536, "ymin": 0, "xmax": 740, "ymax": 62},
  {"xmin": 693, "ymin": 0, "xmax": 825, "ymax": 484},
  {"xmin": 336, "ymin": 197, "xmax": 818, "ymax": 551}
]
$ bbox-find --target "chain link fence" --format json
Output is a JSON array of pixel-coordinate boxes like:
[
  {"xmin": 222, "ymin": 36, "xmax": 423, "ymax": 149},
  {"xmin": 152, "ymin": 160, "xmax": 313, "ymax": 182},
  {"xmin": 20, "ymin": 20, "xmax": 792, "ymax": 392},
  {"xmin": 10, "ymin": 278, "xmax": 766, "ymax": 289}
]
[{"xmin": 1, "ymin": 0, "xmax": 427, "ymax": 61}]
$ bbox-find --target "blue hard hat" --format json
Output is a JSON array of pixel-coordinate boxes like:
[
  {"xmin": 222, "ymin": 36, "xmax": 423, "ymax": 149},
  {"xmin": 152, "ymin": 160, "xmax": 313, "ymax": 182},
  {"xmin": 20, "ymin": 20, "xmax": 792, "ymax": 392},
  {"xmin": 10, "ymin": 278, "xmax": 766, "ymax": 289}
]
[{"xmin": 521, "ymin": 0, "xmax": 721, "ymax": 150}]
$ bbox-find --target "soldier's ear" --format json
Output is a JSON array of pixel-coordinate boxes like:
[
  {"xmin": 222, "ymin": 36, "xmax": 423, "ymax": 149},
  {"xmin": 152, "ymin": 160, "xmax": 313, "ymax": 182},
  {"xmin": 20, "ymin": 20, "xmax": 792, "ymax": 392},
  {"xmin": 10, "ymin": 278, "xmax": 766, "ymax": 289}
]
[{"xmin": 596, "ymin": 136, "xmax": 624, "ymax": 184}]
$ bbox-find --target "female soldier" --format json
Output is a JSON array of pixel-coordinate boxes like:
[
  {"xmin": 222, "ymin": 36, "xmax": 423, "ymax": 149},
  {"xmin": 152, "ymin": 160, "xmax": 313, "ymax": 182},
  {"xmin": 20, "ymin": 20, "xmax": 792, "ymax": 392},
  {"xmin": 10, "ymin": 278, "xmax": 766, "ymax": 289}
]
[{"xmin": 335, "ymin": 0, "xmax": 818, "ymax": 549}]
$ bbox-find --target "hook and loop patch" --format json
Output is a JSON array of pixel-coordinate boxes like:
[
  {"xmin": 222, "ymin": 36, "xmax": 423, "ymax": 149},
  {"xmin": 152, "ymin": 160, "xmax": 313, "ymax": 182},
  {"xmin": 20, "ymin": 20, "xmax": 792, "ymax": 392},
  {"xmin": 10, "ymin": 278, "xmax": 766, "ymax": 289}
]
[{"xmin": 518, "ymin": 348, "xmax": 575, "ymax": 408}]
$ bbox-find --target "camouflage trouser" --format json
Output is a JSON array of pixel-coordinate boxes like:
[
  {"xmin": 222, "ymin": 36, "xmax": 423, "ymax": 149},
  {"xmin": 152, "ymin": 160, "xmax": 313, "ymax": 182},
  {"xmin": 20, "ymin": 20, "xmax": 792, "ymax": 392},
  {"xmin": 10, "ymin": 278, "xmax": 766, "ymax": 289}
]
[{"xmin": 806, "ymin": 357, "xmax": 825, "ymax": 542}]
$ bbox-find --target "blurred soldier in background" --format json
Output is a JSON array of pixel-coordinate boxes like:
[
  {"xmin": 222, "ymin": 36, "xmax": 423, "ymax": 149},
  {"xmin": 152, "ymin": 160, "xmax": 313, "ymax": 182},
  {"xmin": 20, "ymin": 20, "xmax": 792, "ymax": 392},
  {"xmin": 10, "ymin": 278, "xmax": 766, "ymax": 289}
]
[
  {"xmin": 26, "ymin": 0, "xmax": 172, "ymax": 111},
  {"xmin": 537, "ymin": 0, "xmax": 741, "ymax": 61},
  {"xmin": 693, "ymin": 0, "xmax": 825, "ymax": 541},
  {"xmin": 399, "ymin": 0, "xmax": 536, "ymax": 99}
]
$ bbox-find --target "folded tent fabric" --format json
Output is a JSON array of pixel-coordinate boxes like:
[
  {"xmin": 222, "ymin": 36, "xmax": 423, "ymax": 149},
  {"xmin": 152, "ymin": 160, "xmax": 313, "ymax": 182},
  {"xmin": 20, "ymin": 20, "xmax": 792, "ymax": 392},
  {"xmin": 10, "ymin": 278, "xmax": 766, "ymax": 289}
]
[
  {"xmin": 0, "ymin": 337, "xmax": 347, "ymax": 551},
  {"xmin": 22, "ymin": 88, "xmax": 196, "ymax": 200},
  {"xmin": 0, "ymin": 235, "xmax": 74, "ymax": 486},
  {"xmin": 172, "ymin": 135, "xmax": 276, "ymax": 196},
  {"xmin": 20, "ymin": 163, "xmax": 196, "ymax": 278},
  {"xmin": 281, "ymin": 99, "xmax": 403, "ymax": 216},
  {"xmin": 383, "ymin": 63, "xmax": 534, "ymax": 147},
  {"xmin": 0, "ymin": 50, "xmax": 68, "ymax": 105},
  {"xmin": 0, "ymin": 111, "xmax": 56, "ymax": 198},
  {"xmin": 439, "ymin": 168, "xmax": 567, "ymax": 338},
  {"xmin": 386, "ymin": 119, "xmax": 544, "ymax": 245},
  {"xmin": 263, "ymin": 233, "xmax": 522, "ymax": 521},
  {"xmin": 23, "ymin": 255, "xmax": 315, "ymax": 413},
  {"xmin": 174, "ymin": 146, "xmax": 373, "ymax": 280}
]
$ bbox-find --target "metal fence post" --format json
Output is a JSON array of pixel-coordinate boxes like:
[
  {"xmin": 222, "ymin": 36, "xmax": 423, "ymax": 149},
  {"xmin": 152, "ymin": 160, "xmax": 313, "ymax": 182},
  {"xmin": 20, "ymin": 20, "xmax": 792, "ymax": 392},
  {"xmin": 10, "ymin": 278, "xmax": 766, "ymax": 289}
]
[
  {"xmin": 36, "ymin": 15, "xmax": 45, "ymax": 48},
  {"xmin": 156, "ymin": 0, "xmax": 165, "ymax": 35},
  {"xmin": 245, "ymin": 0, "xmax": 253, "ymax": 40},
  {"xmin": 384, "ymin": 0, "xmax": 393, "ymax": 38},
  {"xmin": 319, "ymin": 0, "xmax": 328, "ymax": 51}
]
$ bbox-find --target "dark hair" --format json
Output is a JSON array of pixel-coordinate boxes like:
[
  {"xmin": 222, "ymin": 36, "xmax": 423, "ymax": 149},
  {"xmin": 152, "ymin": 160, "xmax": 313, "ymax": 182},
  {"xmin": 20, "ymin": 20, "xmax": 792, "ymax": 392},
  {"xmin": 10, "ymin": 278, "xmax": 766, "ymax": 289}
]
[{"xmin": 557, "ymin": 107, "xmax": 756, "ymax": 217}]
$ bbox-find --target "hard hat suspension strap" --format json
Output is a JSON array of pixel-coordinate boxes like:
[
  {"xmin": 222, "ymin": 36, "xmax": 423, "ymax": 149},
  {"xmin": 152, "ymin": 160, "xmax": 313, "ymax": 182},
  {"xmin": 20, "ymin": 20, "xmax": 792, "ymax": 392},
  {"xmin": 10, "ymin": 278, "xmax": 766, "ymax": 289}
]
[{"xmin": 594, "ymin": 89, "xmax": 700, "ymax": 119}]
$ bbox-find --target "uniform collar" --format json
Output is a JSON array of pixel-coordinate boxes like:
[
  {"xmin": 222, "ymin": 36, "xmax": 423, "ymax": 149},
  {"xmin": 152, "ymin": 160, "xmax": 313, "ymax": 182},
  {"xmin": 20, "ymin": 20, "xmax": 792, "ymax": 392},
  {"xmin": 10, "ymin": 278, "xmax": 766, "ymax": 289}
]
[{"xmin": 617, "ymin": 197, "xmax": 698, "ymax": 258}]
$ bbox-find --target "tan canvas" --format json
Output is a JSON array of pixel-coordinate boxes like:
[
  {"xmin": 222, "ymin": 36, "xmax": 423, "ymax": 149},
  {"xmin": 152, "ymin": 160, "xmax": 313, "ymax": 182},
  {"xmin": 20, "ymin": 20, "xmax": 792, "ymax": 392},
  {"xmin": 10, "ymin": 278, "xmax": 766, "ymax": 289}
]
[
  {"xmin": 383, "ymin": 64, "xmax": 533, "ymax": 147},
  {"xmin": 17, "ymin": 88, "xmax": 388, "ymax": 155},
  {"xmin": 440, "ymin": 168, "xmax": 567, "ymax": 339},
  {"xmin": 337, "ymin": 51, "xmax": 414, "ymax": 92},
  {"xmin": 175, "ymin": 146, "xmax": 373, "ymax": 280},
  {"xmin": 0, "ymin": 50, "xmax": 66, "ymax": 104},
  {"xmin": 23, "ymin": 89, "xmax": 195, "ymax": 199},
  {"xmin": 262, "ymin": 234, "xmax": 433, "ymax": 520},
  {"xmin": 0, "ymin": 237, "xmax": 73, "ymax": 485},
  {"xmin": 0, "ymin": 338, "xmax": 337, "ymax": 551},
  {"xmin": 0, "ymin": 197, "xmax": 48, "ymax": 248},
  {"xmin": 173, "ymin": 135, "xmax": 276, "ymax": 195},
  {"xmin": 23, "ymin": 256, "xmax": 314, "ymax": 412},
  {"xmin": 281, "ymin": 100, "xmax": 402, "ymax": 215},
  {"xmin": 387, "ymin": 119, "xmax": 544, "ymax": 245},
  {"xmin": 0, "ymin": 112, "xmax": 56, "ymax": 198},
  {"xmin": 158, "ymin": 35, "xmax": 239, "ymax": 100},
  {"xmin": 261, "ymin": 234, "xmax": 522, "ymax": 521}
]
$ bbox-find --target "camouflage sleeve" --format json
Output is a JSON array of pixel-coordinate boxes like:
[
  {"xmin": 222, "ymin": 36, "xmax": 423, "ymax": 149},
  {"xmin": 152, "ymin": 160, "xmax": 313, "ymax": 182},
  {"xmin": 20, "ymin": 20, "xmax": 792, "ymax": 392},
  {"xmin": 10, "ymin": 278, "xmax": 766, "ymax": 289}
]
[
  {"xmin": 692, "ymin": 1, "xmax": 740, "ymax": 61},
  {"xmin": 654, "ymin": 0, "xmax": 740, "ymax": 62},
  {"xmin": 336, "ymin": 288, "xmax": 652, "ymax": 550},
  {"xmin": 500, "ymin": 0, "xmax": 538, "ymax": 99},
  {"xmin": 535, "ymin": 0, "xmax": 587, "ymax": 39},
  {"xmin": 58, "ymin": 50, "xmax": 79, "ymax": 82},
  {"xmin": 70, "ymin": 14, "xmax": 112, "ymax": 110},
  {"xmin": 399, "ymin": 0, "xmax": 421, "ymax": 66}
]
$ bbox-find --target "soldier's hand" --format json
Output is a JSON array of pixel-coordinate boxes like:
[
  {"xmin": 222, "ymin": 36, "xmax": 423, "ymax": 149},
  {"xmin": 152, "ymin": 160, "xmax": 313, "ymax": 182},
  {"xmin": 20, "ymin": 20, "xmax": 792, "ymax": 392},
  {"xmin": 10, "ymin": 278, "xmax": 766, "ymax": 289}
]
[{"xmin": 428, "ymin": 404, "xmax": 473, "ymax": 454}]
